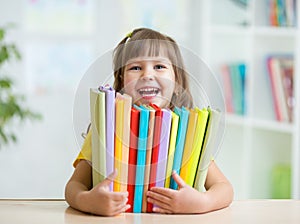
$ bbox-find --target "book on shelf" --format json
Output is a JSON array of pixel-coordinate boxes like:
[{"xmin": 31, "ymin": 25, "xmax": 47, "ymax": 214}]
[
  {"xmin": 268, "ymin": 0, "xmax": 297, "ymax": 27},
  {"xmin": 266, "ymin": 55, "xmax": 294, "ymax": 122},
  {"xmin": 220, "ymin": 62, "xmax": 246, "ymax": 115},
  {"xmin": 89, "ymin": 86, "xmax": 222, "ymax": 213}
]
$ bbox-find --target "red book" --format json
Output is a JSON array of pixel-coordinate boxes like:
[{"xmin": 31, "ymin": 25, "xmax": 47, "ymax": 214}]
[
  {"xmin": 147, "ymin": 103, "xmax": 163, "ymax": 212},
  {"xmin": 126, "ymin": 107, "xmax": 140, "ymax": 212}
]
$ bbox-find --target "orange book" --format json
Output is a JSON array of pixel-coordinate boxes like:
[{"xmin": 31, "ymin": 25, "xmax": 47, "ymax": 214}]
[{"xmin": 120, "ymin": 94, "xmax": 132, "ymax": 192}]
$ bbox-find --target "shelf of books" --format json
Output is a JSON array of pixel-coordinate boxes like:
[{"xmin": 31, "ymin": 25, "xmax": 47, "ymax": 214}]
[{"xmin": 198, "ymin": 0, "xmax": 299, "ymax": 199}]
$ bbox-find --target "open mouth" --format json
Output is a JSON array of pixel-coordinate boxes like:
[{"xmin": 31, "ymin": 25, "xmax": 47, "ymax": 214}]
[{"xmin": 138, "ymin": 87, "xmax": 160, "ymax": 98}]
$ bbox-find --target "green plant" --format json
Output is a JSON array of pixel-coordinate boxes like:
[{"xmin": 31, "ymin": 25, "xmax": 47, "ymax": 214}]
[{"xmin": 0, "ymin": 25, "xmax": 41, "ymax": 147}]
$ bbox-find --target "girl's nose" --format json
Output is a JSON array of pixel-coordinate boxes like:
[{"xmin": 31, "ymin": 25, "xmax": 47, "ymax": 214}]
[{"xmin": 141, "ymin": 69, "xmax": 154, "ymax": 81}]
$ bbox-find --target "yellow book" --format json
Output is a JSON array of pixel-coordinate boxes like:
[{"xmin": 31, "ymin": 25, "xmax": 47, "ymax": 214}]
[
  {"xmin": 194, "ymin": 108, "xmax": 221, "ymax": 192},
  {"xmin": 114, "ymin": 93, "xmax": 124, "ymax": 192},
  {"xmin": 120, "ymin": 94, "xmax": 132, "ymax": 192},
  {"xmin": 165, "ymin": 112, "xmax": 179, "ymax": 188},
  {"xmin": 180, "ymin": 109, "xmax": 198, "ymax": 182},
  {"xmin": 185, "ymin": 107, "xmax": 209, "ymax": 186},
  {"xmin": 90, "ymin": 88, "xmax": 106, "ymax": 187}
]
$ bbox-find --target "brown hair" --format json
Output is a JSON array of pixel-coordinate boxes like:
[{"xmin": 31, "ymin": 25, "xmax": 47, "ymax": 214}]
[{"xmin": 113, "ymin": 27, "xmax": 193, "ymax": 109}]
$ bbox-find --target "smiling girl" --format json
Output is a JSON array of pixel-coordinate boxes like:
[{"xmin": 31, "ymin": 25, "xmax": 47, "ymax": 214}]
[{"xmin": 65, "ymin": 28, "xmax": 233, "ymax": 216}]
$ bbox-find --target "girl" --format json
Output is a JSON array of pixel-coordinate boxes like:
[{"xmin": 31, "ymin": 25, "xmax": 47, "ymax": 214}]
[{"xmin": 65, "ymin": 27, "xmax": 233, "ymax": 216}]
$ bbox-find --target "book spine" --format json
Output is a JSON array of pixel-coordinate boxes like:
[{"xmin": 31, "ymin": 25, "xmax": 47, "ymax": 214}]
[
  {"xmin": 165, "ymin": 112, "xmax": 179, "ymax": 188},
  {"xmin": 142, "ymin": 107, "xmax": 155, "ymax": 213},
  {"xmin": 170, "ymin": 107, "xmax": 189, "ymax": 190},
  {"xmin": 127, "ymin": 108, "xmax": 139, "ymax": 213},
  {"xmin": 90, "ymin": 89, "xmax": 101, "ymax": 187},
  {"xmin": 186, "ymin": 108, "xmax": 209, "ymax": 187},
  {"xmin": 147, "ymin": 104, "xmax": 162, "ymax": 212},
  {"xmin": 180, "ymin": 109, "xmax": 198, "ymax": 183},
  {"xmin": 100, "ymin": 86, "xmax": 115, "ymax": 191},
  {"xmin": 114, "ymin": 94, "xmax": 124, "ymax": 192},
  {"xmin": 120, "ymin": 94, "xmax": 132, "ymax": 192},
  {"xmin": 155, "ymin": 109, "xmax": 172, "ymax": 188},
  {"xmin": 133, "ymin": 106, "xmax": 149, "ymax": 213},
  {"xmin": 220, "ymin": 64, "xmax": 234, "ymax": 113},
  {"xmin": 194, "ymin": 108, "xmax": 221, "ymax": 192}
]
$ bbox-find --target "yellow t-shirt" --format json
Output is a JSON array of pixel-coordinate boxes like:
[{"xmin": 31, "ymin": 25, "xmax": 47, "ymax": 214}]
[{"xmin": 73, "ymin": 131, "xmax": 92, "ymax": 167}]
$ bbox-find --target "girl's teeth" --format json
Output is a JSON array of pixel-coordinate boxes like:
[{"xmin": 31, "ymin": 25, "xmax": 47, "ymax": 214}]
[{"xmin": 138, "ymin": 88, "xmax": 159, "ymax": 96}]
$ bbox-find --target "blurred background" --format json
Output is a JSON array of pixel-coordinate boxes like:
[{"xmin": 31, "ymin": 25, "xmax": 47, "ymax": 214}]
[{"xmin": 0, "ymin": 0, "xmax": 299, "ymax": 200}]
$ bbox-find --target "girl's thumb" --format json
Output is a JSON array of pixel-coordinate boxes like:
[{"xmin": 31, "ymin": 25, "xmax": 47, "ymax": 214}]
[
  {"xmin": 172, "ymin": 170, "xmax": 186, "ymax": 189},
  {"xmin": 101, "ymin": 169, "xmax": 118, "ymax": 186}
]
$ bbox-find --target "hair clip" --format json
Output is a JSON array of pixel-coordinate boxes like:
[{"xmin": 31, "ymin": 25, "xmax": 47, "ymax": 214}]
[{"xmin": 126, "ymin": 31, "xmax": 133, "ymax": 38}]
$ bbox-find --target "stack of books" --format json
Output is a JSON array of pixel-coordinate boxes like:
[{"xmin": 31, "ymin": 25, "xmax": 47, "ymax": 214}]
[{"xmin": 90, "ymin": 85, "xmax": 221, "ymax": 213}]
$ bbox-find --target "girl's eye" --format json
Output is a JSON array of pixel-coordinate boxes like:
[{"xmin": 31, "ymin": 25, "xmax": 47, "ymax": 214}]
[
  {"xmin": 154, "ymin": 64, "xmax": 166, "ymax": 69},
  {"xmin": 129, "ymin": 66, "xmax": 141, "ymax": 71}
]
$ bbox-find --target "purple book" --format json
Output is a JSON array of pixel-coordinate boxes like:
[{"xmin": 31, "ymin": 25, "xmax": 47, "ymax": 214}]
[
  {"xmin": 155, "ymin": 109, "xmax": 172, "ymax": 188},
  {"xmin": 99, "ymin": 85, "xmax": 115, "ymax": 191}
]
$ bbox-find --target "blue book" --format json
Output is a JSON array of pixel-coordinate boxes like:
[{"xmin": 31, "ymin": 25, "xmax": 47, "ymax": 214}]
[
  {"xmin": 238, "ymin": 63, "xmax": 247, "ymax": 115},
  {"xmin": 170, "ymin": 107, "xmax": 189, "ymax": 190},
  {"xmin": 133, "ymin": 105, "xmax": 149, "ymax": 213}
]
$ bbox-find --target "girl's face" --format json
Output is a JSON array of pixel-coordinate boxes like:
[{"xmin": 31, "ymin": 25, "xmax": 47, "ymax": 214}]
[{"xmin": 123, "ymin": 56, "xmax": 175, "ymax": 108}]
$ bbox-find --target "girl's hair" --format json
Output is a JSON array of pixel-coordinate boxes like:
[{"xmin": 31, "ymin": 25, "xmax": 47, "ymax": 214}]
[{"xmin": 113, "ymin": 27, "xmax": 193, "ymax": 109}]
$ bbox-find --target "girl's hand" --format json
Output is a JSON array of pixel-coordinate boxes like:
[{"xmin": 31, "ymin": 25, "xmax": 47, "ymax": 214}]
[
  {"xmin": 78, "ymin": 171, "xmax": 130, "ymax": 216},
  {"xmin": 146, "ymin": 171, "xmax": 208, "ymax": 214}
]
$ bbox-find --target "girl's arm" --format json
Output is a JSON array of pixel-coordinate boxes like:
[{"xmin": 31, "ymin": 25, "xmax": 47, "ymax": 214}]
[
  {"xmin": 146, "ymin": 161, "xmax": 234, "ymax": 214},
  {"xmin": 65, "ymin": 160, "xmax": 130, "ymax": 216}
]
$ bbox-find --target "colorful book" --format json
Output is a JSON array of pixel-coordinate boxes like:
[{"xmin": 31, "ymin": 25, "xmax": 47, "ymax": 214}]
[
  {"xmin": 120, "ymin": 94, "xmax": 132, "ymax": 192},
  {"xmin": 140, "ymin": 105, "xmax": 155, "ymax": 212},
  {"xmin": 267, "ymin": 55, "xmax": 294, "ymax": 122},
  {"xmin": 127, "ymin": 107, "xmax": 140, "ymax": 212},
  {"xmin": 90, "ymin": 88, "xmax": 106, "ymax": 187},
  {"xmin": 165, "ymin": 112, "xmax": 179, "ymax": 188},
  {"xmin": 185, "ymin": 108, "xmax": 209, "ymax": 187},
  {"xmin": 99, "ymin": 85, "xmax": 115, "ymax": 191},
  {"xmin": 220, "ymin": 65, "xmax": 234, "ymax": 113},
  {"xmin": 194, "ymin": 108, "xmax": 221, "ymax": 192},
  {"xmin": 229, "ymin": 64, "xmax": 244, "ymax": 115},
  {"xmin": 155, "ymin": 109, "xmax": 172, "ymax": 188},
  {"xmin": 133, "ymin": 105, "xmax": 150, "ymax": 213},
  {"xmin": 114, "ymin": 93, "xmax": 124, "ymax": 192},
  {"xmin": 180, "ymin": 109, "xmax": 198, "ymax": 182},
  {"xmin": 170, "ymin": 107, "xmax": 189, "ymax": 190},
  {"xmin": 147, "ymin": 103, "xmax": 163, "ymax": 212}
]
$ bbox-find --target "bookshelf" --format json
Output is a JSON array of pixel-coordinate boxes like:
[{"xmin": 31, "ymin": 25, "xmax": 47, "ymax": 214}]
[{"xmin": 194, "ymin": 0, "xmax": 300, "ymax": 199}]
